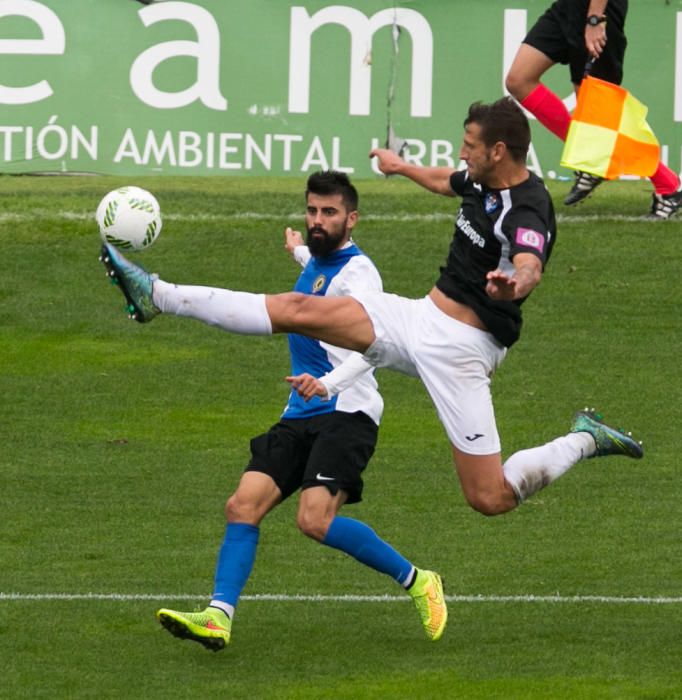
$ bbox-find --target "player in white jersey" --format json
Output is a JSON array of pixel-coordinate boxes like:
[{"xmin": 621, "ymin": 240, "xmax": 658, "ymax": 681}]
[{"xmin": 153, "ymin": 171, "xmax": 446, "ymax": 650}]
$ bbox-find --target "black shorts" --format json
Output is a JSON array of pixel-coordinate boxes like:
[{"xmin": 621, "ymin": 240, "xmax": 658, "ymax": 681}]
[
  {"xmin": 245, "ymin": 411, "xmax": 378, "ymax": 504},
  {"xmin": 524, "ymin": 0, "xmax": 627, "ymax": 85}
]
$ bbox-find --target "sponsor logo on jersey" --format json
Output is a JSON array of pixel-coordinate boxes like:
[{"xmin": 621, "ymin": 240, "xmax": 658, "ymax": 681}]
[
  {"xmin": 312, "ymin": 274, "xmax": 326, "ymax": 293},
  {"xmin": 456, "ymin": 211, "xmax": 485, "ymax": 248},
  {"xmin": 484, "ymin": 193, "xmax": 499, "ymax": 214},
  {"xmin": 515, "ymin": 227, "xmax": 545, "ymax": 253}
]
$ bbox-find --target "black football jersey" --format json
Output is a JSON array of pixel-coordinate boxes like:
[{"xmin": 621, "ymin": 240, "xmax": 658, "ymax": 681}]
[{"xmin": 435, "ymin": 170, "xmax": 556, "ymax": 348}]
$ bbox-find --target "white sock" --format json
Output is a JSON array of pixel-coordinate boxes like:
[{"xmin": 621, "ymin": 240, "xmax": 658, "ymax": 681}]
[
  {"xmin": 503, "ymin": 432, "xmax": 596, "ymax": 503},
  {"xmin": 401, "ymin": 566, "xmax": 417, "ymax": 589},
  {"xmin": 209, "ymin": 600, "xmax": 234, "ymax": 620},
  {"xmin": 153, "ymin": 280, "xmax": 272, "ymax": 335}
]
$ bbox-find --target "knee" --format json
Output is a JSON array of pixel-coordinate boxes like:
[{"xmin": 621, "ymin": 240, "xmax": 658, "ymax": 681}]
[
  {"xmin": 296, "ymin": 509, "xmax": 330, "ymax": 542},
  {"xmin": 504, "ymin": 69, "xmax": 533, "ymax": 102},
  {"xmin": 226, "ymin": 493, "xmax": 260, "ymax": 524},
  {"xmin": 465, "ymin": 490, "xmax": 512, "ymax": 517}
]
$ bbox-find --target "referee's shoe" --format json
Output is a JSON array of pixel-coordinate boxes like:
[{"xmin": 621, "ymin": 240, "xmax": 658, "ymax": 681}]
[
  {"xmin": 408, "ymin": 569, "xmax": 448, "ymax": 641},
  {"xmin": 649, "ymin": 189, "xmax": 682, "ymax": 220},
  {"xmin": 100, "ymin": 243, "xmax": 160, "ymax": 323},
  {"xmin": 564, "ymin": 171, "xmax": 604, "ymax": 206}
]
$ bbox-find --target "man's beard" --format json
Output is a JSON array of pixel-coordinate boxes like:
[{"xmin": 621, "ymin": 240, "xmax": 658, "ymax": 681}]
[{"xmin": 306, "ymin": 225, "xmax": 347, "ymax": 256}]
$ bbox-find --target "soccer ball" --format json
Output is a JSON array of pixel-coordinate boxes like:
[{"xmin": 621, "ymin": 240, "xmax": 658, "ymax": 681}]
[{"xmin": 96, "ymin": 186, "xmax": 162, "ymax": 251}]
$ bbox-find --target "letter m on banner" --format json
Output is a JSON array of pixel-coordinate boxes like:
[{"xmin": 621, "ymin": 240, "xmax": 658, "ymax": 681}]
[{"xmin": 288, "ymin": 5, "xmax": 433, "ymax": 117}]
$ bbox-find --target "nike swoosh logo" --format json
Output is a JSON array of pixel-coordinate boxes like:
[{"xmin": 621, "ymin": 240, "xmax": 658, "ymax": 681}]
[
  {"xmin": 316, "ymin": 473, "xmax": 335, "ymax": 481},
  {"xmin": 428, "ymin": 587, "xmax": 443, "ymax": 605},
  {"xmin": 465, "ymin": 433, "xmax": 484, "ymax": 441},
  {"xmin": 206, "ymin": 621, "xmax": 227, "ymax": 632}
]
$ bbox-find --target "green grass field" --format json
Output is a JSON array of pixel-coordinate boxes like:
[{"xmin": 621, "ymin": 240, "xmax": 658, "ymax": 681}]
[{"xmin": 1, "ymin": 174, "xmax": 681, "ymax": 699}]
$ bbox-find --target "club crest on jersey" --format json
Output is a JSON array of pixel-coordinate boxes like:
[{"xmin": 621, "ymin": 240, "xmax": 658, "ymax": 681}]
[
  {"xmin": 484, "ymin": 192, "xmax": 499, "ymax": 214},
  {"xmin": 312, "ymin": 274, "xmax": 326, "ymax": 293}
]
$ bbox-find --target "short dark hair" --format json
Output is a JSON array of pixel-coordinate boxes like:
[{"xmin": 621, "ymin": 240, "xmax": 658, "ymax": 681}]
[
  {"xmin": 464, "ymin": 97, "xmax": 531, "ymax": 163},
  {"xmin": 306, "ymin": 170, "xmax": 358, "ymax": 212}
]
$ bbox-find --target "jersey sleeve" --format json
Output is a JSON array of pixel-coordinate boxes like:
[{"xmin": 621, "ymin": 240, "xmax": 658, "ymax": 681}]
[
  {"xmin": 293, "ymin": 245, "xmax": 312, "ymax": 267},
  {"xmin": 449, "ymin": 170, "xmax": 468, "ymax": 196},
  {"xmin": 319, "ymin": 352, "xmax": 376, "ymax": 399},
  {"xmin": 504, "ymin": 210, "xmax": 552, "ymax": 264}
]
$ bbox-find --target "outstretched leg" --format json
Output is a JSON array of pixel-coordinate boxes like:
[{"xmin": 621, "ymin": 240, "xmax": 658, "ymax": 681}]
[
  {"xmin": 100, "ymin": 243, "xmax": 375, "ymax": 351},
  {"xmin": 453, "ymin": 409, "xmax": 643, "ymax": 515}
]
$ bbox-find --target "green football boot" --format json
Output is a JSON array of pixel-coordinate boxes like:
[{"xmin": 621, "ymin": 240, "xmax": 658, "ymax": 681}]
[
  {"xmin": 99, "ymin": 243, "xmax": 160, "ymax": 323},
  {"xmin": 408, "ymin": 569, "xmax": 448, "ymax": 641},
  {"xmin": 156, "ymin": 607, "xmax": 231, "ymax": 651},
  {"xmin": 571, "ymin": 408, "xmax": 643, "ymax": 459}
]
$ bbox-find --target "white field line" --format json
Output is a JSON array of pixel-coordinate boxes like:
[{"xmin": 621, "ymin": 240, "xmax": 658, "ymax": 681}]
[
  {"xmin": 1, "ymin": 592, "xmax": 681, "ymax": 604},
  {"xmin": 0, "ymin": 211, "xmax": 664, "ymax": 225}
]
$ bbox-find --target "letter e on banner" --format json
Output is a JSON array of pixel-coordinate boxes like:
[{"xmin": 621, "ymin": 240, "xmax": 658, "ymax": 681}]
[{"xmin": 0, "ymin": 0, "xmax": 65, "ymax": 104}]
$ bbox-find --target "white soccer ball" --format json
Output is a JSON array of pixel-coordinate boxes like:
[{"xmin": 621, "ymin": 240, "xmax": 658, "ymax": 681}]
[{"xmin": 96, "ymin": 186, "xmax": 162, "ymax": 251}]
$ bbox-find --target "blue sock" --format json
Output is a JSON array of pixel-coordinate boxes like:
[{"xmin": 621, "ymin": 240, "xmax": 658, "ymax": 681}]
[
  {"xmin": 322, "ymin": 516, "xmax": 414, "ymax": 585},
  {"xmin": 211, "ymin": 523, "xmax": 259, "ymax": 608}
]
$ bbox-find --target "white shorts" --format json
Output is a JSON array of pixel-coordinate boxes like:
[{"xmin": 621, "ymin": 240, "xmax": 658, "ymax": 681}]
[{"xmin": 351, "ymin": 292, "xmax": 507, "ymax": 454}]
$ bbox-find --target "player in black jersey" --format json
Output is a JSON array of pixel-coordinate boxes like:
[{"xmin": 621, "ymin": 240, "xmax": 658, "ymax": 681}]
[
  {"xmin": 101, "ymin": 98, "xmax": 643, "ymax": 525},
  {"xmin": 505, "ymin": 0, "xmax": 682, "ymax": 218}
]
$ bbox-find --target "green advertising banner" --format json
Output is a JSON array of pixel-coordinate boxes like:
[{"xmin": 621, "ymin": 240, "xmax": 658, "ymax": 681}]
[{"xmin": 1, "ymin": 0, "xmax": 680, "ymax": 180}]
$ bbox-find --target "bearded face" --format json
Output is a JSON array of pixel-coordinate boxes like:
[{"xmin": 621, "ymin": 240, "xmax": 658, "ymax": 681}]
[{"xmin": 305, "ymin": 192, "xmax": 357, "ymax": 256}]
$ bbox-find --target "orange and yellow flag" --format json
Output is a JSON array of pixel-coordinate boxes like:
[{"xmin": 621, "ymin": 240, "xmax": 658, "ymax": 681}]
[{"xmin": 560, "ymin": 76, "xmax": 659, "ymax": 179}]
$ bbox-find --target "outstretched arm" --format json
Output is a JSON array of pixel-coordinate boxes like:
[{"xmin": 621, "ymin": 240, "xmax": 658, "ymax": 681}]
[
  {"xmin": 485, "ymin": 253, "xmax": 542, "ymax": 301},
  {"xmin": 369, "ymin": 148, "xmax": 456, "ymax": 197}
]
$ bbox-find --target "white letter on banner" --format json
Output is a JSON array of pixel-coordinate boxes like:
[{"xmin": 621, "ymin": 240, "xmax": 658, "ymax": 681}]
[
  {"xmin": 289, "ymin": 6, "xmax": 432, "ymax": 117},
  {"xmin": 503, "ymin": 9, "xmax": 575, "ymax": 113},
  {"xmin": 0, "ymin": 125, "xmax": 22, "ymax": 160},
  {"xmin": 178, "ymin": 131, "xmax": 202, "ymax": 167},
  {"xmin": 219, "ymin": 133, "xmax": 243, "ymax": 170},
  {"xmin": 300, "ymin": 136, "xmax": 329, "ymax": 171},
  {"xmin": 245, "ymin": 134, "xmax": 272, "ymax": 170},
  {"xmin": 331, "ymin": 137, "xmax": 353, "ymax": 173},
  {"xmin": 0, "ymin": 0, "xmax": 65, "ymax": 104},
  {"xmin": 143, "ymin": 130, "xmax": 177, "ymax": 166},
  {"xmin": 431, "ymin": 140, "xmax": 454, "ymax": 167},
  {"xmin": 130, "ymin": 1, "xmax": 227, "ymax": 110},
  {"xmin": 274, "ymin": 134, "xmax": 303, "ymax": 171},
  {"xmin": 114, "ymin": 129, "xmax": 142, "ymax": 164},
  {"xmin": 71, "ymin": 125, "xmax": 97, "ymax": 160}
]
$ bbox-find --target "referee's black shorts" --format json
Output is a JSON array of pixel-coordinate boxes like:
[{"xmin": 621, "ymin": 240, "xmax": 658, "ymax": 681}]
[
  {"xmin": 246, "ymin": 411, "xmax": 378, "ymax": 504},
  {"xmin": 523, "ymin": 2, "xmax": 627, "ymax": 85}
]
